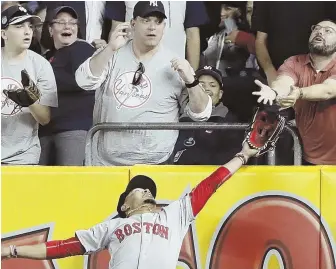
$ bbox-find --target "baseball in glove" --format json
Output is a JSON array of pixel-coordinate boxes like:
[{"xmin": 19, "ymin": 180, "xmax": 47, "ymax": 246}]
[
  {"xmin": 3, "ymin": 69, "xmax": 40, "ymax": 107},
  {"xmin": 243, "ymin": 107, "xmax": 286, "ymax": 157}
]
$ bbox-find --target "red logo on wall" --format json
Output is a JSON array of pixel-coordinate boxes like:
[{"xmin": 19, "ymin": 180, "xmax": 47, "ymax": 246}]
[
  {"xmin": 1, "ymin": 225, "xmax": 56, "ymax": 269},
  {"xmin": 207, "ymin": 195, "xmax": 336, "ymax": 269}
]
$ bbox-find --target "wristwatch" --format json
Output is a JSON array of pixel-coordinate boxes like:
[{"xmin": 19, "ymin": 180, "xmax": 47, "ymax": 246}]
[
  {"xmin": 185, "ymin": 77, "xmax": 199, "ymax": 88},
  {"xmin": 298, "ymin": 87, "xmax": 303, "ymax": 99}
]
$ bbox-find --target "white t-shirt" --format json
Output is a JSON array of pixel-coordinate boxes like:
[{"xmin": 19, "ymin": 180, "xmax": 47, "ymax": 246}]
[
  {"xmin": 1, "ymin": 49, "xmax": 58, "ymax": 164},
  {"xmin": 76, "ymin": 195, "xmax": 195, "ymax": 269}
]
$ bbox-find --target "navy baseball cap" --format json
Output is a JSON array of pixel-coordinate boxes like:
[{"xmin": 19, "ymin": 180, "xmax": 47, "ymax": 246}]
[
  {"xmin": 196, "ymin": 66, "xmax": 224, "ymax": 87},
  {"xmin": 133, "ymin": 1, "xmax": 167, "ymax": 19},
  {"xmin": 117, "ymin": 175, "xmax": 157, "ymax": 218},
  {"xmin": 49, "ymin": 6, "xmax": 78, "ymax": 22},
  {"xmin": 1, "ymin": 5, "xmax": 41, "ymax": 29}
]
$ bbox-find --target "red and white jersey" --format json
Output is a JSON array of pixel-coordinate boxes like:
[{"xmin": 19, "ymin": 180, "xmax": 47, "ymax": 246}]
[
  {"xmin": 76, "ymin": 195, "xmax": 194, "ymax": 269},
  {"xmin": 75, "ymin": 166, "xmax": 232, "ymax": 269}
]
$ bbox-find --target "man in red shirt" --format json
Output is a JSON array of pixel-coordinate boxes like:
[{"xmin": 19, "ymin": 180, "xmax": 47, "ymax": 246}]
[{"xmin": 253, "ymin": 20, "xmax": 336, "ymax": 165}]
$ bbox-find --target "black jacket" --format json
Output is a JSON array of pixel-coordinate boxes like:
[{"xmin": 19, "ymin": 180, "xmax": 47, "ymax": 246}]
[
  {"xmin": 39, "ymin": 40, "xmax": 95, "ymax": 136},
  {"xmin": 173, "ymin": 104, "xmax": 244, "ymax": 165}
]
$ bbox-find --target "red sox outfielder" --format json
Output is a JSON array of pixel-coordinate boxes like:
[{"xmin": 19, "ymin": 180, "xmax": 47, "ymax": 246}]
[{"xmin": 1, "ymin": 109, "xmax": 285, "ymax": 269}]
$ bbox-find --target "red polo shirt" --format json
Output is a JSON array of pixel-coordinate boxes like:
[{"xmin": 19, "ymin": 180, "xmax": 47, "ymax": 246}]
[{"xmin": 278, "ymin": 54, "xmax": 336, "ymax": 165}]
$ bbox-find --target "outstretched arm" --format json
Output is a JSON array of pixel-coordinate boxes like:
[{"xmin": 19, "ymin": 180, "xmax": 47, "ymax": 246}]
[
  {"xmin": 278, "ymin": 79, "xmax": 336, "ymax": 108},
  {"xmin": 1, "ymin": 237, "xmax": 85, "ymax": 260},
  {"xmin": 190, "ymin": 143, "xmax": 258, "ymax": 216}
]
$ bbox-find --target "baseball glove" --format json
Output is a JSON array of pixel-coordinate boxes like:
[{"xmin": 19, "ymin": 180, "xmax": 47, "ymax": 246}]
[
  {"xmin": 3, "ymin": 69, "xmax": 40, "ymax": 107},
  {"xmin": 243, "ymin": 107, "xmax": 286, "ymax": 157}
]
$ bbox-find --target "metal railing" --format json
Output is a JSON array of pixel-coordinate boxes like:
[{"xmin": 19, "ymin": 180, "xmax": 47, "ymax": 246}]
[{"xmin": 84, "ymin": 123, "xmax": 302, "ymax": 166}]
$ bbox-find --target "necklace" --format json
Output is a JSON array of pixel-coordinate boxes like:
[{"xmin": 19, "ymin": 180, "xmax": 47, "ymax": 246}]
[{"xmin": 127, "ymin": 204, "xmax": 154, "ymax": 217}]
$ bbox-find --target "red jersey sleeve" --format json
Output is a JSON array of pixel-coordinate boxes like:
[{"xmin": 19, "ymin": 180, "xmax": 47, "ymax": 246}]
[
  {"xmin": 46, "ymin": 236, "xmax": 85, "ymax": 259},
  {"xmin": 189, "ymin": 167, "xmax": 232, "ymax": 217}
]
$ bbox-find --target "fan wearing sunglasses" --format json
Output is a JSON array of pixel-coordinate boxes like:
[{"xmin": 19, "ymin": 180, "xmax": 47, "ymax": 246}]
[{"xmin": 75, "ymin": 1, "xmax": 212, "ymax": 166}]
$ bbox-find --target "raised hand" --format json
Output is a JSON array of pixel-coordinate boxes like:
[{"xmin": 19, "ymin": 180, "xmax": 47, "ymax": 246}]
[
  {"xmin": 108, "ymin": 22, "xmax": 132, "ymax": 51},
  {"xmin": 252, "ymin": 79, "xmax": 278, "ymax": 105},
  {"xmin": 170, "ymin": 58, "xmax": 195, "ymax": 84}
]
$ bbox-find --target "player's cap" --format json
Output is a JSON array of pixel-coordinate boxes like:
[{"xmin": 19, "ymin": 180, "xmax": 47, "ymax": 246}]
[
  {"xmin": 117, "ymin": 175, "xmax": 157, "ymax": 218},
  {"xmin": 1, "ymin": 5, "xmax": 41, "ymax": 29},
  {"xmin": 49, "ymin": 6, "xmax": 78, "ymax": 22},
  {"xmin": 195, "ymin": 66, "xmax": 224, "ymax": 88},
  {"xmin": 133, "ymin": 1, "xmax": 167, "ymax": 19}
]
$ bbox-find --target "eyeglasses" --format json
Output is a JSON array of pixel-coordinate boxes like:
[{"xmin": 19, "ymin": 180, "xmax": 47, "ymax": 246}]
[
  {"xmin": 132, "ymin": 62, "xmax": 145, "ymax": 85},
  {"xmin": 52, "ymin": 20, "xmax": 78, "ymax": 27},
  {"xmin": 311, "ymin": 25, "xmax": 336, "ymax": 35}
]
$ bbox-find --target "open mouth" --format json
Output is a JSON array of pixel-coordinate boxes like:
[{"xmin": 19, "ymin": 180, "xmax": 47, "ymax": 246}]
[
  {"xmin": 147, "ymin": 34, "xmax": 156, "ymax": 38},
  {"xmin": 61, "ymin": 32, "xmax": 72, "ymax": 37},
  {"xmin": 313, "ymin": 36, "xmax": 324, "ymax": 42},
  {"xmin": 23, "ymin": 37, "xmax": 31, "ymax": 42},
  {"xmin": 144, "ymin": 198, "xmax": 156, "ymax": 205}
]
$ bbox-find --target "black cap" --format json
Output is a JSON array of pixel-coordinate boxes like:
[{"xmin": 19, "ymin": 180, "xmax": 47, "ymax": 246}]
[
  {"xmin": 196, "ymin": 66, "xmax": 224, "ymax": 87},
  {"xmin": 133, "ymin": 1, "xmax": 166, "ymax": 19},
  {"xmin": 117, "ymin": 175, "xmax": 157, "ymax": 218},
  {"xmin": 1, "ymin": 5, "xmax": 41, "ymax": 29},
  {"xmin": 49, "ymin": 6, "xmax": 78, "ymax": 22}
]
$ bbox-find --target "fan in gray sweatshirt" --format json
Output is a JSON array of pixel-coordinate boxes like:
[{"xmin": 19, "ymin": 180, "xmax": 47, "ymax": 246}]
[{"xmin": 76, "ymin": 40, "xmax": 212, "ymax": 166}]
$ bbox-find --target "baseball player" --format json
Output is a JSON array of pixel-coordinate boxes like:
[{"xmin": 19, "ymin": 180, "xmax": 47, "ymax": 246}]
[{"xmin": 1, "ymin": 112, "xmax": 285, "ymax": 269}]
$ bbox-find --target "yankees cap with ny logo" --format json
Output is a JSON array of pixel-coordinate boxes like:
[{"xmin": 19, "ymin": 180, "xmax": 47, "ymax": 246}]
[
  {"xmin": 1, "ymin": 5, "xmax": 41, "ymax": 29},
  {"xmin": 133, "ymin": 1, "xmax": 167, "ymax": 19}
]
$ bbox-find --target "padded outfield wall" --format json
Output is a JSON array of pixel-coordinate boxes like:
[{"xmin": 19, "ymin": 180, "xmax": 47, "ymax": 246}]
[{"xmin": 1, "ymin": 166, "xmax": 336, "ymax": 269}]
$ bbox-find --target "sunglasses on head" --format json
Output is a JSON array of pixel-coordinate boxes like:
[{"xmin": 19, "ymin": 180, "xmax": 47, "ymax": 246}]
[{"xmin": 132, "ymin": 62, "xmax": 145, "ymax": 86}]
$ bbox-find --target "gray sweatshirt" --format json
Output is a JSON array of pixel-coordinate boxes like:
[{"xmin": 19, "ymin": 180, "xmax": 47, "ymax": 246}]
[
  {"xmin": 1, "ymin": 49, "xmax": 58, "ymax": 164},
  {"xmin": 75, "ymin": 41, "xmax": 211, "ymax": 166}
]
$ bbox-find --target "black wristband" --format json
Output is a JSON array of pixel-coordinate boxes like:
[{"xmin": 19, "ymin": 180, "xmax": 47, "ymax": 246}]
[
  {"xmin": 185, "ymin": 78, "xmax": 199, "ymax": 88},
  {"xmin": 271, "ymin": 88, "xmax": 278, "ymax": 96}
]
